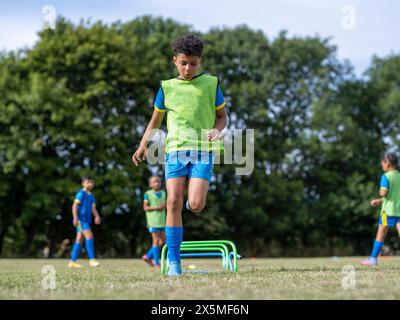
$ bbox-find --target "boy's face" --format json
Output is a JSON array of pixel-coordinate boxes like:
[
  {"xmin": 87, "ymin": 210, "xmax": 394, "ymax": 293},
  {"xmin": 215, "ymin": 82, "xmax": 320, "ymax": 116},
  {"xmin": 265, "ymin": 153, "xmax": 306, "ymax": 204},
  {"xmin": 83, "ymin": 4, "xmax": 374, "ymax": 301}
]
[
  {"xmin": 381, "ymin": 159, "xmax": 390, "ymax": 172},
  {"xmin": 82, "ymin": 179, "xmax": 94, "ymax": 191},
  {"xmin": 149, "ymin": 177, "xmax": 161, "ymax": 190},
  {"xmin": 173, "ymin": 54, "xmax": 202, "ymax": 80}
]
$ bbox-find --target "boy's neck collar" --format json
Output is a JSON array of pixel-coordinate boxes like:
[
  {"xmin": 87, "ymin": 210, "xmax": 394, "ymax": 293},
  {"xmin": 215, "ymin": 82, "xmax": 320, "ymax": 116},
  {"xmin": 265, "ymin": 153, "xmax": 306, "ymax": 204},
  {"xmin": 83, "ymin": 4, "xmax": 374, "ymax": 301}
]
[
  {"xmin": 83, "ymin": 188, "xmax": 92, "ymax": 194},
  {"xmin": 176, "ymin": 72, "xmax": 204, "ymax": 81}
]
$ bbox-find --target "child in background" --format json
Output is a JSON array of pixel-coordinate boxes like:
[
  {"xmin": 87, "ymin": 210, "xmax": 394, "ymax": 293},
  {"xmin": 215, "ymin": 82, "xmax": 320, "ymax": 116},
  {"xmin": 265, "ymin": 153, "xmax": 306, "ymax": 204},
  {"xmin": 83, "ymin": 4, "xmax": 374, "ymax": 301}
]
[
  {"xmin": 142, "ymin": 176, "xmax": 166, "ymax": 267},
  {"xmin": 69, "ymin": 176, "xmax": 101, "ymax": 268},
  {"xmin": 362, "ymin": 153, "xmax": 400, "ymax": 266}
]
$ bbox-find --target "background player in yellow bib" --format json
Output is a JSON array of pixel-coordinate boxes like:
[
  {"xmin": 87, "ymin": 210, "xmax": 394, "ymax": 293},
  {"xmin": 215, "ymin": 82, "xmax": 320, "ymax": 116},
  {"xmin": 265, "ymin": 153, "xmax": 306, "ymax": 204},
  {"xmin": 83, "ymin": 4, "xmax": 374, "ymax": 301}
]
[
  {"xmin": 132, "ymin": 34, "xmax": 228, "ymax": 276},
  {"xmin": 142, "ymin": 176, "xmax": 166, "ymax": 268},
  {"xmin": 362, "ymin": 153, "xmax": 400, "ymax": 266}
]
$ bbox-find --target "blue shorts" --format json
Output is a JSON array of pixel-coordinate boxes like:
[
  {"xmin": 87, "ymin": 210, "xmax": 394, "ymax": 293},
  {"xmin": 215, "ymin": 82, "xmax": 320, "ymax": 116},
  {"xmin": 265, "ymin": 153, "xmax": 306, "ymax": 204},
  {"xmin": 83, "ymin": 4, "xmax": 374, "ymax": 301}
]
[
  {"xmin": 148, "ymin": 227, "xmax": 165, "ymax": 233},
  {"xmin": 165, "ymin": 151, "xmax": 214, "ymax": 182},
  {"xmin": 76, "ymin": 221, "xmax": 91, "ymax": 233},
  {"xmin": 379, "ymin": 214, "xmax": 400, "ymax": 227}
]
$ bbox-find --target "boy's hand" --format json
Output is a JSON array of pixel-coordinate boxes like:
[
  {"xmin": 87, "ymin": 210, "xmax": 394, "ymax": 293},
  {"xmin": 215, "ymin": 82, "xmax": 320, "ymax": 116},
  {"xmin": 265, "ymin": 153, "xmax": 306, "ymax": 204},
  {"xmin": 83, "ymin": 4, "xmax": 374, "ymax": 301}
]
[
  {"xmin": 207, "ymin": 128, "xmax": 220, "ymax": 142},
  {"xmin": 132, "ymin": 145, "xmax": 148, "ymax": 166},
  {"xmin": 94, "ymin": 216, "xmax": 101, "ymax": 225},
  {"xmin": 73, "ymin": 218, "xmax": 79, "ymax": 227},
  {"xmin": 370, "ymin": 199, "xmax": 381, "ymax": 207}
]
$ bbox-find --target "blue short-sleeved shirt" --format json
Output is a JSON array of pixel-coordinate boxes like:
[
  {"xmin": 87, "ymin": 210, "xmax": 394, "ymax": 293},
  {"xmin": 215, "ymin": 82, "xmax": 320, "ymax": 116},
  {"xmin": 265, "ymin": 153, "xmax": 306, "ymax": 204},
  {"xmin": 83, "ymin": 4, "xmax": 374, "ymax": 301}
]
[
  {"xmin": 380, "ymin": 175, "xmax": 390, "ymax": 189},
  {"xmin": 74, "ymin": 189, "xmax": 96, "ymax": 224},
  {"xmin": 153, "ymin": 82, "xmax": 226, "ymax": 112}
]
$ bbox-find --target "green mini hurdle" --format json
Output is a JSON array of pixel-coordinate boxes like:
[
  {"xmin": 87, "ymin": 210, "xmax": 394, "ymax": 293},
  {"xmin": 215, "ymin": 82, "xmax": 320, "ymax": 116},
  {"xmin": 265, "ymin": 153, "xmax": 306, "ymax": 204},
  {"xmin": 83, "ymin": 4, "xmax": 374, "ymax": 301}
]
[{"xmin": 160, "ymin": 240, "xmax": 239, "ymax": 274}]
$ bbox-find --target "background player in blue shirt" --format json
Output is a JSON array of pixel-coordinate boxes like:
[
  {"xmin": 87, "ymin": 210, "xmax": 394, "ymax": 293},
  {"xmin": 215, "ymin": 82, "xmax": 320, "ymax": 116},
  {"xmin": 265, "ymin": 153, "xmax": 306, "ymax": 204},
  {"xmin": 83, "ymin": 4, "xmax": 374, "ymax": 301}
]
[{"xmin": 68, "ymin": 176, "xmax": 101, "ymax": 268}]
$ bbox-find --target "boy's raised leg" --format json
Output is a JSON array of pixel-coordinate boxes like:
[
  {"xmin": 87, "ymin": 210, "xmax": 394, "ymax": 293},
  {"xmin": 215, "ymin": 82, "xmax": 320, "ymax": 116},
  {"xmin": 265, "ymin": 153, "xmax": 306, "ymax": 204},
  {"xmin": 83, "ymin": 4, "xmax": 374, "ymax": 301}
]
[{"xmin": 187, "ymin": 177, "xmax": 209, "ymax": 213}]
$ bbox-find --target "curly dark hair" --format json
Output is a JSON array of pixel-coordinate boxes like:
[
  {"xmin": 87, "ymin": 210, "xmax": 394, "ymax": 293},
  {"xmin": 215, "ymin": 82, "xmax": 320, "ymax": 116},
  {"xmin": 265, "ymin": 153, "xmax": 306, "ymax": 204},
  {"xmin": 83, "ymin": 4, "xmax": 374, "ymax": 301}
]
[
  {"xmin": 81, "ymin": 175, "xmax": 93, "ymax": 183},
  {"xmin": 382, "ymin": 152, "xmax": 399, "ymax": 168},
  {"xmin": 172, "ymin": 34, "xmax": 204, "ymax": 57}
]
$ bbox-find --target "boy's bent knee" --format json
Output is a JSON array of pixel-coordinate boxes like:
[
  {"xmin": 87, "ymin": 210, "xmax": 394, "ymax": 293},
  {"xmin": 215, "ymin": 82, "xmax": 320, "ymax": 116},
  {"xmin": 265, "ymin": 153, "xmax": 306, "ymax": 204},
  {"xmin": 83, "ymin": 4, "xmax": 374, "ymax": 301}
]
[{"xmin": 188, "ymin": 200, "xmax": 205, "ymax": 213}]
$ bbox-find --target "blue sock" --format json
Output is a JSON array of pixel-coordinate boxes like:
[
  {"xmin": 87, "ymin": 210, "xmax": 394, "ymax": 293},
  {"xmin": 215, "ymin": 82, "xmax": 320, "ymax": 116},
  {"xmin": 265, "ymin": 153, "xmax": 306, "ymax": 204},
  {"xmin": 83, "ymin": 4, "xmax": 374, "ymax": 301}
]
[
  {"xmin": 153, "ymin": 246, "xmax": 161, "ymax": 265},
  {"xmin": 146, "ymin": 246, "xmax": 154, "ymax": 259},
  {"xmin": 71, "ymin": 243, "xmax": 82, "ymax": 261},
  {"xmin": 85, "ymin": 238, "xmax": 95, "ymax": 259},
  {"xmin": 166, "ymin": 226, "xmax": 183, "ymax": 264},
  {"xmin": 371, "ymin": 240, "xmax": 384, "ymax": 258}
]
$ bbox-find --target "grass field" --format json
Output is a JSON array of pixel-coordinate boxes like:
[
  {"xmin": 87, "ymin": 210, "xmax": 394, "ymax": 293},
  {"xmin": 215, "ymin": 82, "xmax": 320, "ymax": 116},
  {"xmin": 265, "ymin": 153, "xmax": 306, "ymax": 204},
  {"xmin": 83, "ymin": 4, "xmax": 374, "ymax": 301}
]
[{"xmin": 1, "ymin": 257, "xmax": 400, "ymax": 299}]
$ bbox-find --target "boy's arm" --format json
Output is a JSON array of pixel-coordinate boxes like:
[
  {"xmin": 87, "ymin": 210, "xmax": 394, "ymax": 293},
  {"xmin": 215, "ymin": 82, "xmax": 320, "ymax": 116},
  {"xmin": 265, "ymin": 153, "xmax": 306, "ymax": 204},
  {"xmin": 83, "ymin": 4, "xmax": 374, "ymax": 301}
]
[
  {"xmin": 370, "ymin": 190, "xmax": 388, "ymax": 207},
  {"xmin": 207, "ymin": 108, "xmax": 227, "ymax": 141},
  {"xmin": 92, "ymin": 204, "xmax": 101, "ymax": 224},
  {"xmin": 371, "ymin": 197, "xmax": 385, "ymax": 207},
  {"xmin": 72, "ymin": 202, "xmax": 79, "ymax": 227},
  {"xmin": 132, "ymin": 110, "xmax": 165, "ymax": 166},
  {"xmin": 143, "ymin": 200, "xmax": 166, "ymax": 211},
  {"xmin": 371, "ymin": 175, "xmax": 389, "ymax": 207},
  {"xmin": 379, "ymin": 189, "xmax": 388, "ymax": 197},
  {"xmin": 72, "ymin": 191, "xmax": 84, "ymax": 226}
]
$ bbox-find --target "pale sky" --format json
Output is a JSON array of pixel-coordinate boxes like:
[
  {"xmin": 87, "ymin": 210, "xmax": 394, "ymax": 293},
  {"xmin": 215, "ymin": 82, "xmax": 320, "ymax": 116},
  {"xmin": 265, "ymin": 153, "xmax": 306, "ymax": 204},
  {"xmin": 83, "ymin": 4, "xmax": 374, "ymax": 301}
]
[{"xmin": 1, "ymin": 0, "xmax": 399, "ymax": 76}]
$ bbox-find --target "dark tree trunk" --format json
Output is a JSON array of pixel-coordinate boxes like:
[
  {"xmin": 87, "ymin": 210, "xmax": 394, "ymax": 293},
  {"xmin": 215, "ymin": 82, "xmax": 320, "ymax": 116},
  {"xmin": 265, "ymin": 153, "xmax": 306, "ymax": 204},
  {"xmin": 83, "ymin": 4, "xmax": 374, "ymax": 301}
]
[
  {"xmin": 0, "ymin": 226, "xmax": 8, "ymax": 256},
  {"xmin": 130, "ymin": 213, "xmax": 141, "ymax": 257},
  {"xmin": 21, "ymin": 222, "xmax": 36, "ymax": 257},
  {"xmin": 48, "ymin": 231, "xmax": 58, "ymax": 258},
  {"xmin": 48, "ymin": 197, "xmax": 70, "ymax": 258}
]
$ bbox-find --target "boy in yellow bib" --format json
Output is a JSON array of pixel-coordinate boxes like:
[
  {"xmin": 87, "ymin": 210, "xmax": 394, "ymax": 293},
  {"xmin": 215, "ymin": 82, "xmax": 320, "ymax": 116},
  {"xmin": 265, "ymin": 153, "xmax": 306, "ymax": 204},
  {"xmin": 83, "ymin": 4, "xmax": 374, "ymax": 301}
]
[
  {"xmin": 132, "ymin": 35, "xmax": 227, "ymax": 276},
  {"xmin": 362, "ymin": 153, "xmax": 400, "ymax": 266},
  {"xmin": 142, "ymin": 176, "xmax": 166, "ymax": 267}
]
